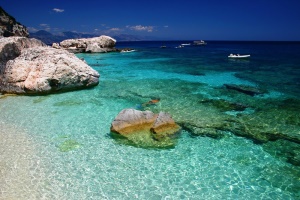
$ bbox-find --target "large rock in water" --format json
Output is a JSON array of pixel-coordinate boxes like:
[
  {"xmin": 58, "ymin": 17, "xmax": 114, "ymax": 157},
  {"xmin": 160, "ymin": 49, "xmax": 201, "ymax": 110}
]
[
  {"xmin": 151, "ymin": 112, "xmax": 182, "ymax": 141},
  {"xmin": 0, "ymin": 7, "xmax": 29, "ymax": 37},
  {"xmin": 111, "ymin": 109, "xmax": 181, "ymax": 148},
  {"xmin": 0, "ymin": 37, "xmax": 46, "ymax": 73},
  {"xmin": 0, "ymin": 37, "xmax": 99, "ymax": 94},
  {"xmin": 55, "ymin": 35, "xmax": 117, "ymax": 53},
  {"xmin": 111, "ymin": 109, "xmax": 157, "ymax": 134}
]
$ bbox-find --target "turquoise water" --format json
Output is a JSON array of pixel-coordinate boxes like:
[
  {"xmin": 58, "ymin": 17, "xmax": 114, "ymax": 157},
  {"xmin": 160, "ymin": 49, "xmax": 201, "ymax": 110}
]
[{"xmin": 1, "ymin": 41, "xmax": 300, "ymax": 199}]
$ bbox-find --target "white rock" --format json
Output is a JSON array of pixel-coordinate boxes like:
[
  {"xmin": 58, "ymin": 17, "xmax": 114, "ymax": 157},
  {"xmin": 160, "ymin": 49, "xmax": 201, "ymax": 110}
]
[
  {"xmin": 59, "ymin": 35, "xmax": 116, "ymax": 53},
  {"xmin": 1, "ymin": 46, "xmax": 100, "ymax": 94}
]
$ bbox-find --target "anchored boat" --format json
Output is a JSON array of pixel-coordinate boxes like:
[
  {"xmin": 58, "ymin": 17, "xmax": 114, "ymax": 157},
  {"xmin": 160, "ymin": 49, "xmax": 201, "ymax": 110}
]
[
  {"xmin": 193, "ymin": 40, "xmax": 207, "ymax": 45},
  {"xmin": 228, "ymin": 54, "xmax": 250, "ymax": 58}
]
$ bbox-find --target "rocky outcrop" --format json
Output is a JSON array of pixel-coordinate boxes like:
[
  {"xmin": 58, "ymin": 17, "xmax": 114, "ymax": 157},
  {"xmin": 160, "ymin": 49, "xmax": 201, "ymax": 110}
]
[
  {"xmin": 110, "ymin": 109, "xmax": 181, "ymax": 148},
  {"xmin": 0, "ymin": 37, "xmax": 46, "ymax": 73},
  {"xmin": 53, "ymin": 35, "xmax": 117, "ymax": 53},
  {"xmin": 0, "ymin": 7, "xmax": 29, "ymax": 37},
  {"xmin": 0, "ymin": 37, "xmax": 99, "ymax": 94}
]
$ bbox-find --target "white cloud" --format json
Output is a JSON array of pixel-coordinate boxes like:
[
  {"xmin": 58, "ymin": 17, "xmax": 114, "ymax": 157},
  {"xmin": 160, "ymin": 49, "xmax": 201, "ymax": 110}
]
[
  {"xmin": 109, "ymin": 28, "xmax": 121, "ymax": 31},
  {"xmin": 128, "ymin": 25, "xmax": 154, "ymax": 32},
  {"xmin": 53, "ymin": 8, "xmax": 64, "ymax": 13},
  {"xmin": 27, "ymin": 27, "xmax": 38, "ymax": 32},
  {"xmin": 164, "ymin": 25, "xmax": 169, "ymax": 28},
  {"xmin": 101, "ymin": 27, "xmax": 122, "ymax": 34},
  {"xmin": 38, "ymin": 24, "xmax": 51, "ymax": 31},
  {"xmin": 39, "ymin": 24, "xmax": 49, "ymax": 27}
]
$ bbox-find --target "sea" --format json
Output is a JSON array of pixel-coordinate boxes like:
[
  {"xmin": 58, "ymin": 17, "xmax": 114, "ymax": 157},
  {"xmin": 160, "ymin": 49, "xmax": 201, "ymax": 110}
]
[{"xmin": 0, "ymin": 41, "xmax": 300, "ymax": 199}]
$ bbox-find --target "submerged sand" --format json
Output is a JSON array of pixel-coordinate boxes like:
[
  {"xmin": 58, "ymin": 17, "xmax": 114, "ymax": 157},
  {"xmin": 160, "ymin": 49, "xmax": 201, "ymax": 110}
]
[{"xmin": 0, "ymin": 122, "xmax": 45, "ymax": 199}]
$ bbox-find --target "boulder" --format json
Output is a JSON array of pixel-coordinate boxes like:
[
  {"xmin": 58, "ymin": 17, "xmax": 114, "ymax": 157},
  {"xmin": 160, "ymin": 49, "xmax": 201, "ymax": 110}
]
[
  {"xmin": 0, "ymin": 37, "xmax": 46, "ymax": 73},
  {"xmin": 151, "ymin": 112, "xmax": 181, "ymax": 140},
  {"xmin": 0, "ymin": 7, "xmax": 29, "ymax": 37},
  {"xmin": 110, "ymin": 109, "xmax": 181, "ymax": 148},
  {"xmin": 58, "ymin": 35, "xmax": 116, "ymax": 53},
  {"xmin": 111, "ymin": 109, "xmax": 158, "ymax": 134},
  {"xmin": 0, "ymin": 46, "xmax": 99, "ymax": 94}
]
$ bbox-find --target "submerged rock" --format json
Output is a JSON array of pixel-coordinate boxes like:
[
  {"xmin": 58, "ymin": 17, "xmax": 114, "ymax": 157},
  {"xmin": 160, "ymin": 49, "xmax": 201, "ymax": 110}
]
[
  {"xmin": 0, "ymin": 45, "xmax": 99, "ymax": 94},
  {"xmin": 58, "ymin": 139, "xmax": 81, "ymax": 152},
  {"xmin": 228, "ymin": 104, "xmax": 300, "ymax": 144},
  {"xmin": 110, "ymin": 109, "xmax": 181, "ymax": 148},
  {"xmin": 200, "ymin": 98, "xmax": 248, "ymax": 112},
  {"xmin": 263, "ymin": 140, "xmax": 300, "ymax": 166},
  {"xmin": 224, "ymin": 84, "xmax": 265, "ymax": 96},
  {"xmin": 180, "ymin": 122, "xmax": 224, "ymax": 139}
]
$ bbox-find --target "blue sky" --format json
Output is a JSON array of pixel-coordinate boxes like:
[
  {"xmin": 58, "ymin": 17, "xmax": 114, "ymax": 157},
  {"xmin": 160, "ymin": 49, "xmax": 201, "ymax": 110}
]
[{"xmin": 2, "ymin": 0, "xmax": 300, "ymax": 41}]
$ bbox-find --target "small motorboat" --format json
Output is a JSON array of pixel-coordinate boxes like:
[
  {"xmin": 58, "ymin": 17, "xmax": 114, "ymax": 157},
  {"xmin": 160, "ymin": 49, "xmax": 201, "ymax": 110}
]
[
  {"xmin": 193, "ymin": 40, "xmax": 207, "ymax": 45},
  {"xmin": 120, "ymin": 49, "xmax": 136, "ymax": 53},
  {"xmin": 175, "ymin": 45, "xmax": 184, "ymax": 48},
  {"xmin": 228, "ymin": 54, "xmax": 250, "ymax": 58}
]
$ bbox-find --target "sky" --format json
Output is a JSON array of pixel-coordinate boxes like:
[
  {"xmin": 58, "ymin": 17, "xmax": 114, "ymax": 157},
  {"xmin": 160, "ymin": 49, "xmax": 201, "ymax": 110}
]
[{"xmin": 2, "ymin": 0, "xmax": 300, "ymax": 41}]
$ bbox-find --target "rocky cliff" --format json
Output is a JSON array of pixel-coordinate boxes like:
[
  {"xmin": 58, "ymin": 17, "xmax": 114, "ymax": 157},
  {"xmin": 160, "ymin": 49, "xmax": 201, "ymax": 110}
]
[{"xmin": 0, "ymin": 7, "xmax": 29, "ymax": 37}]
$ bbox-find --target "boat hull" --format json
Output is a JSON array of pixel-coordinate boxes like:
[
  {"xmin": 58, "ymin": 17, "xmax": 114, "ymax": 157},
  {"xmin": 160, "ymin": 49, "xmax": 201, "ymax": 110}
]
[{"xmin": 228, "ymin": 55, "xmax": 250, "ymax": 58}]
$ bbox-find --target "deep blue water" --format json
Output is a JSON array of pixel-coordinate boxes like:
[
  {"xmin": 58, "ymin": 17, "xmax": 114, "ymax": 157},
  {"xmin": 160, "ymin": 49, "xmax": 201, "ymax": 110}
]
[{"xmin": 0, "ymin": 41, "xmax": 300, "ymax": 199}]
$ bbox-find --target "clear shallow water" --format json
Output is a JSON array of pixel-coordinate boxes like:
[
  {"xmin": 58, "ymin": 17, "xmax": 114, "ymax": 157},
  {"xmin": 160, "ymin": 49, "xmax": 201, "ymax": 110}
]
[{"xmin": 0, "ymin": 41, "xmax": 300, "ymax": 199}]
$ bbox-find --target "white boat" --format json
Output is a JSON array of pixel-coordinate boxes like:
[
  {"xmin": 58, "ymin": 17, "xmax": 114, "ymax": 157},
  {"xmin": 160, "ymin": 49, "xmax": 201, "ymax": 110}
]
[
  {"xmin": 193, "ymin": 40, "xmax": 207, "ymax": 45},
  {"xmin": 228, "ymin": 54, "xmax": 250, "ymax": 58},
  {"xmin": 181, "ymin": 43, "xmax": 191, "ymax": 46},
  {"xmin": 120, "ymin": 49, "xmax": 136, "ymax": 53}
]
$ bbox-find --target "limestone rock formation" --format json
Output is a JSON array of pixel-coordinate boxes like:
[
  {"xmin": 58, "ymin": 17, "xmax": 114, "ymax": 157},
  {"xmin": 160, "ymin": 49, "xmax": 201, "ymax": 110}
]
[
  {"xmin": 0, "ymin": 37, "xmax": 46, "ymax": 73},
  {"xmin": 0, "ymin": 7, "xmax": 29, "ymax": 37},
  {"xmin": 0, "ymin": 37, "xmax": 99, "ymax": 94},
  {"xmin": 54, "ymin": 35, "xmax": 117, "ymax": 53},
  {"xmin": 110, "ymin": 109, "xmax": 181, "ymax": 148}
]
